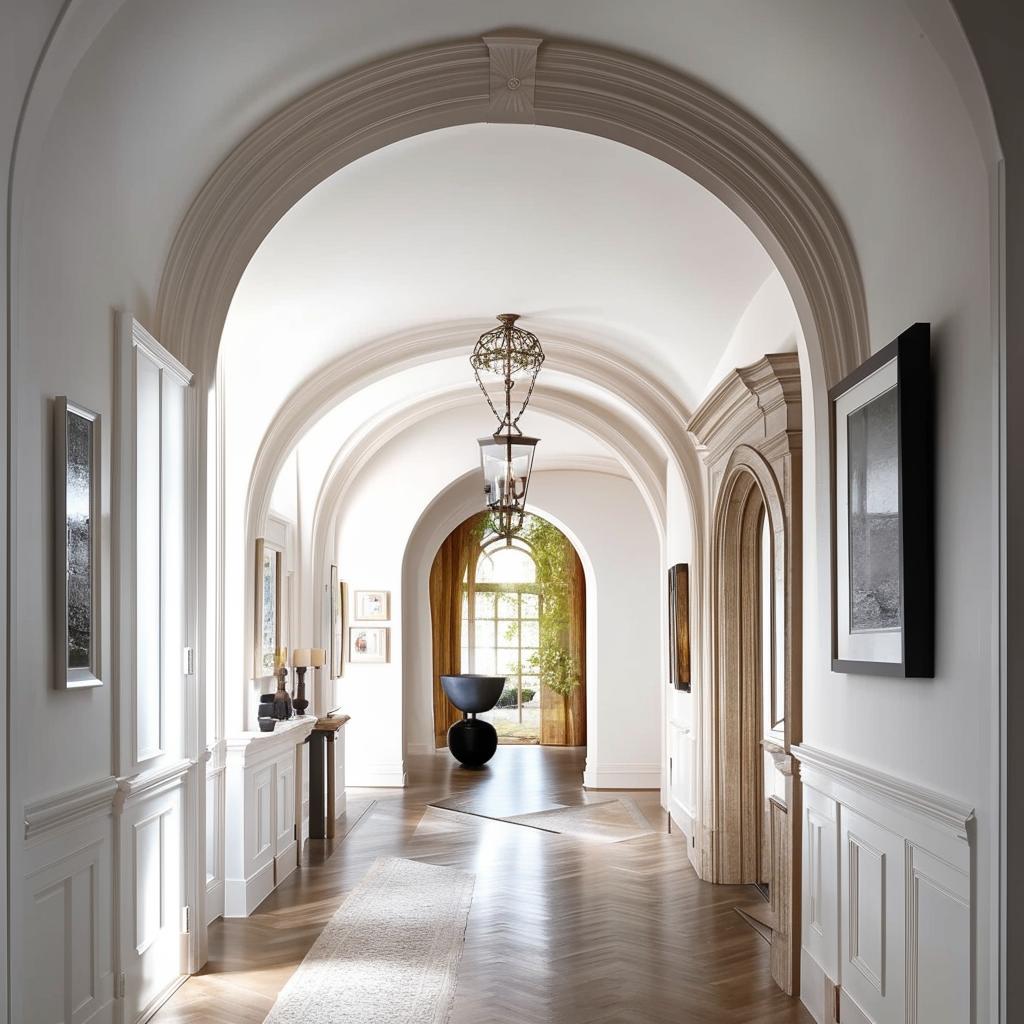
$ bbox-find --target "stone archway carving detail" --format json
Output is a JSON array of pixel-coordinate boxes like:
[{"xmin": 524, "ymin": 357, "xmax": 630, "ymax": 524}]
[
  {"xmin": 689, "ymin": 353, "xmax": 802, "ymax": 994},
  {"xmin": 155, "ymin": 35, "xmax": 869, "ymax": 385}
]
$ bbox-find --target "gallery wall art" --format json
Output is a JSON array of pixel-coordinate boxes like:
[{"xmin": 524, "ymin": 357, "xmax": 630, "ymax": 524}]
[
  {"xmin": 830, "ymin": 322, "xmax": 933, "ymax": 677},
  {"xmin": 353, "ymin": 589, "xmax": 390, "ymax": 621},
  {"xmin": 54, "ymin": 397, "xmax": 102, "ymax": 689},
  {"xmin": 349, "ymin": 626, "xmax": 389, "ymax": 664},
  {"xmin": 668, "ymin": 563, "xmax": 691, "ymax": 691},
  {"xmin": 254, "ymin": 538, "xmax": 282, "ymax": 678}
]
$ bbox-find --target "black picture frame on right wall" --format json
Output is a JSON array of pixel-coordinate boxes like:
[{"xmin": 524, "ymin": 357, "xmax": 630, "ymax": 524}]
[{"xmin": 830, "ymin": 322, "xmax": 933, "ymax": 677}]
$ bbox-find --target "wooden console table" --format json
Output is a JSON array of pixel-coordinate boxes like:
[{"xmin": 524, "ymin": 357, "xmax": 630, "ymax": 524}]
[{"xmin": 308, "ymin": 714, "xmax": 350, "ymax": 839}]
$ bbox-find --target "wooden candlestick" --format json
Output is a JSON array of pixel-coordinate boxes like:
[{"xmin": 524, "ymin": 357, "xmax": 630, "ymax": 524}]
[{"xmin": 293, "ymin": 666, "xmax": 309, "ymax": 716}]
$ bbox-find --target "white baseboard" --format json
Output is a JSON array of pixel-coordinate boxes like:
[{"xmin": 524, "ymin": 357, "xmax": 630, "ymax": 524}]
[
  {"xmin": 224, "ymin": 860, "xmax": 275, "ymax": 918},
  {"xmin": 205, "ymin": 878, "xmax": 224, "ymax": 925},
  {"xmin": 668, "ymin": 793, "xmax": 694, "ymax": 838},
  {"xmin": 347, "ymin": 761, "xmax": 407, "ymax": 788},
  {"xmin": 800, "ymin": 946, "xmax": 828, "ymax": 1024},
  {"xmin": 583, "ymin": 763, "xmax": 660, "ymax": 790}
]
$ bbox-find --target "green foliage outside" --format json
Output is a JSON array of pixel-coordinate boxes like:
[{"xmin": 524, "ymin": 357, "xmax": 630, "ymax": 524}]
[{"xmin": 521, "ymin": 515, "xmax": 581, "ymax": 697}]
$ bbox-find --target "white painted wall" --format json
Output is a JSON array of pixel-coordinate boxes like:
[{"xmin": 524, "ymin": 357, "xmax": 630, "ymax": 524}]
[
  {"xmin": 665, "ymin": 460, "xmax": 697, "ymax": 840},
  {"xmin": 705, "ymin": 270, "xmax": 801, "ymax": 393}
]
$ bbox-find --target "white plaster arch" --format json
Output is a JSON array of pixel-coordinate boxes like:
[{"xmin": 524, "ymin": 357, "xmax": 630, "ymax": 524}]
[
  {"xmin": 304, "ymin": 383, "xmax": 669, "ymax": 661},
  {"xmin": 400, "ymin": 469, "xmax": 611, "ymax": 785}
]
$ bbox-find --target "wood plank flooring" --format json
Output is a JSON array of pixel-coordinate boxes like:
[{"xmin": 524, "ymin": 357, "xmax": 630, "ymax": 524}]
[{"xmin": 154, "ymin": 745, "xmax": 812, "ymax": 1023}]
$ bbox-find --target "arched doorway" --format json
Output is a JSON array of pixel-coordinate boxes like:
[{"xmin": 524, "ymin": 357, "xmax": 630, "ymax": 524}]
[
  {"xmin": 429, "ymin": 512, "xmax": 586, "ymax": 749},
  {"xmin": 690, "ymin": 352, "xmax": 802, "ymax": 993}
]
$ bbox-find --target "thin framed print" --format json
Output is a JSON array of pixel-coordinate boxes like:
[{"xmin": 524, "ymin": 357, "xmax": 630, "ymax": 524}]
[
  {"xmin": 254, "ymin": 538, "xmax": 282, "ymax": 678},
  {"xmin": 668, "ymin": 564, "xmax": 691, "ymax": 691},
  {"xmin": 830, "ymin": 323, "xmax": 933, "ymax": 677},
  {"xmin": 353, "ymin": 589, "xmax": 390, "ymax": 621},
  {"xmin": 349, "ymin": 626, "xmax": 389, "ymax": 664},
  {"xmin": 329, "ymin": 565, "xmax": 342, "ymax": 678},
  {"xmin": 54, "ymin": 397, "xmax": 102, "ymax": 689}
]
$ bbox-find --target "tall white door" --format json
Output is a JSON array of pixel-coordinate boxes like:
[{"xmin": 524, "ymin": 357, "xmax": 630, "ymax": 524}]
[{"xmin": 116, "ymin": 314, "xmax": 194, "ymax": 1022}]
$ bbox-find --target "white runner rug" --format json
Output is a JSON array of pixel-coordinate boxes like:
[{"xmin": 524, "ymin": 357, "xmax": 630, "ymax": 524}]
[{"xmin": 264, "ymin": 857, "xmax": 475, "ymax": 1024}]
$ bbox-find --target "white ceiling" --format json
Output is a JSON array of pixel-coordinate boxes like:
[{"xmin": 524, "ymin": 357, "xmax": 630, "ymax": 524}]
[{"xmin": 222, "ymin": 123, "xmax": 773, "ymax": 414}]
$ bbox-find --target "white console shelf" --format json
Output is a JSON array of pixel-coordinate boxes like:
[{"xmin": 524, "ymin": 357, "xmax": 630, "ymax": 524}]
[{"xmin": 224, "ymin": 717, "xmax": 316, "ymax": 917}]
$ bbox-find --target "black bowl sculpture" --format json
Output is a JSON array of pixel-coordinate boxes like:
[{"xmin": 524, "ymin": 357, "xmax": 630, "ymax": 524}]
[{"xmin": 440, "ymin": 674, "xmax": 506, "ymax": 767}]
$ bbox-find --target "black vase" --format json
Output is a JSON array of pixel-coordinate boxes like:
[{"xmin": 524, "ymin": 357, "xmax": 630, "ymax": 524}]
[
  {"xmin": 439, "ymin": 674, "xmax": 505, "ymax": 767},
  {"xmin": 446, "ymin": 718, "xmax": 498, "ymax": 768}
]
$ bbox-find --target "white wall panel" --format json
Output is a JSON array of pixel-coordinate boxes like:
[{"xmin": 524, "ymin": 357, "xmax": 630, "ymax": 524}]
[
  {"xmin": 906, "ymin": 845, "xmax": 969, "ymax": 1024},
  {"xmin": 205, "ymin": 765, "xmax": 225, "ymax": 924},
  {"xmin": 21, "ymin": 806, "xmax": 114, "ymax": 1024},
  {"xmin": 795, "ymin": 746, "xmax": 972, "ymax": 1024}
]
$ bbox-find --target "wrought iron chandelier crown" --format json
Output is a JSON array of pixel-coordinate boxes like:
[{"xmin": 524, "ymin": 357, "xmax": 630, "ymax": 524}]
[{"xmin": 470, "ymin": 313, "xmax": 546, "ymax": 432}]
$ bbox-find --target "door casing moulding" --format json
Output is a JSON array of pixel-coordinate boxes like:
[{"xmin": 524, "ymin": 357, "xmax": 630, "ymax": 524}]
[{"xmin": 689, "ymin": 352, "xmax": 803, "ymax": 994}]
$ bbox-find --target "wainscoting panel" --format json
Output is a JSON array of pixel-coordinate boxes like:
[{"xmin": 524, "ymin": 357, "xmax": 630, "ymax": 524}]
[
  {"xmin": 906, "ymin": 844, "xmax": 969, "ymax": 1024},
  {"xmin": 117, "ymin": 764, "xmax": 189, "ymax": 1024},
  {"xmin": 667, "ymin": 720, "xmax": 695, "ymax": 835},
  {"xmin": 205, "ymin": 764, "xmax": 226, "ymax": 924},
  {"xmin": 802, "ymin": 784, "xmax": 839, "ymax": 989},
  {"xmin": 793, "ymin": 745, "xmax": 972, "ymax": 1024},
  {"xmin": 21, "ymin": 804, "xmax": 115, "ymax": 1024}
]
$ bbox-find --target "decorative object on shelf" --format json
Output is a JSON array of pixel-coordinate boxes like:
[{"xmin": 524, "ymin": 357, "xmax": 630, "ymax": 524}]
[
  {"xmin": 349, "ymin": 626, "xmax": 389, "ymax": 664},
  {"xmin": 830, "ymin": 323, "xmax": 933, "ymax": 677},
  {"xmin": 291, "ymin": 648, "xmax": 310, "ymax": 716},
  {"xmin": 668, "ymin": 563, "xmax": 691, "ymax": 691},
  {"xmin": 471, "ymin": 314, "xmax": 545, "ymax": 543},
  {"xmin": 257, "ymin": 694, "xmax": 277, "ymax": 732},
  {"xmin": 440, "ymin": 674, "xmax": 505, "ymax": 767},
  {"xmin": 354, "ymin": 589, "xmax": 390, "ymax": 621},
  {"xmin": 53, "ymin": 396, "xmax": 102, "ymax": 689},
  {"xmin": 310, "ymin": 646, "xmax": 327, "ymax": 715},
  {"xmin": 254, "ymin": 538, "xmax": 282, "ymax": 678},
  {"xmin": 272, "ymin": 650, "xmax": 293, "ymax": 719}
]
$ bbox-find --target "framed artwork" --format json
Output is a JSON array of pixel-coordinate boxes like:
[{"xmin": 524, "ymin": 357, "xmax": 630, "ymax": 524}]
[
  {"xmin": 254, "ymin": 538, "xmax": 282, "ymax": 678},
  {"xmin": 54, "ymin": 397, "xmax": 102, "ymax": 689},
  {"xmin": 349, "ymin": 626, "xmax": 389, "ymax": 664},
  {"xmin": 830, "ymin": 323, "xmax": 933, "ymax": 677},
  {"xmin": 668, "ymin": 563, "xmax": 691, "ymax": 691},
  {"xmin": 329, "ymin": 565, "xmax": 342, "ymax": 678},
  {"xmin": 354, "ymin": 589, "xmax": 390, "ymax": 621}
]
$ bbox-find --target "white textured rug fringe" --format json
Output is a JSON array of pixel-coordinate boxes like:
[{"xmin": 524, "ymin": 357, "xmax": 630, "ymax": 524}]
[{"xmin": 264, "ymin": 857, "xmax": 475, "ymax": 1024}]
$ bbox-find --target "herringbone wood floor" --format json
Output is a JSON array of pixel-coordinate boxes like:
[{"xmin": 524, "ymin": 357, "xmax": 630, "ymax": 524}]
[{"xmin": 154, "ymin": 746, "xmax": 812, "ymax": 1023}]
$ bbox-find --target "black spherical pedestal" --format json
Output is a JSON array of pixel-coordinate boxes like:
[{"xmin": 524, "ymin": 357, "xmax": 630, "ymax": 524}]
[{"xmin": 447, "ymin": 717, "xmax": 498, "ymax": 768}]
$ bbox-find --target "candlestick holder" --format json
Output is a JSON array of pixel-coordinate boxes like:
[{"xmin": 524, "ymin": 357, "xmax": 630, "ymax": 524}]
[{"xmin": 293, "ymin": 666, "xmax": 309, "ymax": 716}]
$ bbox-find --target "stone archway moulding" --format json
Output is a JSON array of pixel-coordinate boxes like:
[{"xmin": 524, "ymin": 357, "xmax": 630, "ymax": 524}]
[
  {"xmin": 155, "ymin": 34, "xmax": 869, "ymax": 385},
  {"xmin": 688, "ymin": 352, "xmax": 803, "ymax": 995}
]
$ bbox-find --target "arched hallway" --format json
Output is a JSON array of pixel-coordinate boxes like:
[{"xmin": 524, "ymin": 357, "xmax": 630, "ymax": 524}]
[
  {"xmin": 1, "ymin": 4, "xmax": 1014, "ymax": 1023},
  {"xmin": 153, "ymin": 746, "xmax": 811, "ymax": 1024}
]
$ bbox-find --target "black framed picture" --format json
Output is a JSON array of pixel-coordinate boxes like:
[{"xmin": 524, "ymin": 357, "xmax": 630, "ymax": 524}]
[
  {"xmin": 668, "ymin": 563, "xmax": 691, "ymax": 690},
  {"xmin": 830, "ymin": 323, "xmax": 933, "ymax": 677}
]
